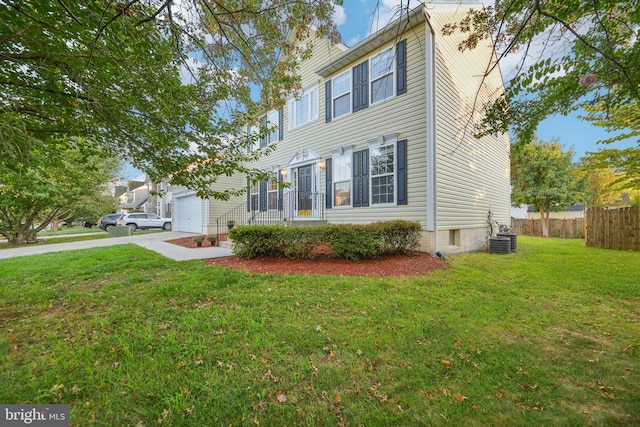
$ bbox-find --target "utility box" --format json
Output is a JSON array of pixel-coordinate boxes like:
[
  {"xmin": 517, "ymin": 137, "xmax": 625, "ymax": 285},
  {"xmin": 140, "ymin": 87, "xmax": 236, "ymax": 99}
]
[{"xmin": 109, "ymin": 226, "xmax": 132, "ymax": 238}]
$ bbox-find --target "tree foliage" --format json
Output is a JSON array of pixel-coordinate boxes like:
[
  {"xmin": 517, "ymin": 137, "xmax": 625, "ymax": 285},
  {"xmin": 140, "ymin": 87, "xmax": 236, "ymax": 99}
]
[
  {"xmin": 511, "ymin": 137, "xmax": 588, "ymax": 236},
  {"xmin": 444, "ymin": 1, "xmax": 639, "ymax": 175},
  {"xmin": 0, "ymin": 117, "xmax": 120, "ymax": 245},
  {"xmin": 577, "ymin": 166, "xmax": 625, "ymax": 208},
  {"xmin": 445, "ymin": 0, "xmax": 639, "ymax": 139},
  {"xmin": 1, "ymin": 0, "xmax": 340, "ymax": 197}
]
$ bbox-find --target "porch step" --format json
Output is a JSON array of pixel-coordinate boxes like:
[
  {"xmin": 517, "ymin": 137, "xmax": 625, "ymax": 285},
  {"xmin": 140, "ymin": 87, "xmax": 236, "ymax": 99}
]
[{"xmin": 219, "ymin": 239, "xmax": 233, "ymax": 250}]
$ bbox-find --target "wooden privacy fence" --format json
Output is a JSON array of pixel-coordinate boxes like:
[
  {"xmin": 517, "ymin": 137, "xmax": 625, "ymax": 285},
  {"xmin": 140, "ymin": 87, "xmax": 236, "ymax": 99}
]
[
  {"xmin": 586, "ymin": 206, "xmax": 640, "ymax": 251},
  {"xmin": 511, "ymin": 218, "xmax": 585, "ymax": 239}
]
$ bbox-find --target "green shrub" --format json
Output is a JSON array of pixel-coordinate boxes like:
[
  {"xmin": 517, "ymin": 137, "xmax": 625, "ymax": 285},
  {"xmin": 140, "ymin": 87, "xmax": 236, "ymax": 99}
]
[
  {"xmin": 229, "ymin": 225, "xmax": 285, "ymax": 259},
  {"xmin": 376, "ymin": 220, "xmax": 422, "ymax": 255},
  {"xmin": 229, "ymin": 221, "xmax": 422, "ymax": 260},
  {"xmin": 325, "ymin": 224, "xmax": 380, "ymax": 261},
  {"xmin": 280, "ymin": 227, "xmax": 325, "ymax": 259}
]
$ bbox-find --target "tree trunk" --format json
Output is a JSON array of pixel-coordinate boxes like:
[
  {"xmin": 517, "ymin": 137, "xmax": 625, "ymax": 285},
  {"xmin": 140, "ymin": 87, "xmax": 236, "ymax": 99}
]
[{"xmin": 540, "ymin": 207, "xmax": 550, "ymax": 237}]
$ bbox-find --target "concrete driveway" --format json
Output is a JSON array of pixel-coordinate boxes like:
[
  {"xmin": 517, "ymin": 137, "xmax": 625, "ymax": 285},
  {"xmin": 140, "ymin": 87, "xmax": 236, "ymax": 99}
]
[{"xmin": 0, "ymin": 231, "xmax": 233, "ymax": 261}]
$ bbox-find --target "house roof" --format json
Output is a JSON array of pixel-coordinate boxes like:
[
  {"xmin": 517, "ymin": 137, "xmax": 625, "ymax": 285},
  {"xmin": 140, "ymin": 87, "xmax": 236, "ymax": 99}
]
[
  {"xmin": 123, "ymin": 198, "xmax": 148, "ymax": 209},
  {"xmin": 527, "ymin": 204, "xmax": 585, "ymax": 212},
  {"xmin": 315, "ymin": 5, "xmax": 425, "ymax": 77}
]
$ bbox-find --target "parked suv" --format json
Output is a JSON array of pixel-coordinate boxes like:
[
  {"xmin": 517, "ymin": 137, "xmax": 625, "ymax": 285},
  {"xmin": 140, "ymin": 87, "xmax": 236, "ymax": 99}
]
[
  {"xmin": 116, "ymin": 213, "xmax": 172, "ymax": 231},
  {"xmin": 97, "ymin": 214, "xmax": 121, "ymax": 231}
]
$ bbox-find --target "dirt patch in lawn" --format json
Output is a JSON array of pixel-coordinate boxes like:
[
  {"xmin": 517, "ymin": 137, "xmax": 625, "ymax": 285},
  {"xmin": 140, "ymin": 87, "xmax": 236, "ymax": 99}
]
[{"xmin": 166, "ymin": 237, "xmax": 447, "ymax": 277}]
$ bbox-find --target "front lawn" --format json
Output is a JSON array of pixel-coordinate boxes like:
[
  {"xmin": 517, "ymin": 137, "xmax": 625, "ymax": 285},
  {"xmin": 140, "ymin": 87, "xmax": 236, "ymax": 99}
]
[{"xmin": 0, "ymin": 237, "xmax": 638, "ymax": 426}]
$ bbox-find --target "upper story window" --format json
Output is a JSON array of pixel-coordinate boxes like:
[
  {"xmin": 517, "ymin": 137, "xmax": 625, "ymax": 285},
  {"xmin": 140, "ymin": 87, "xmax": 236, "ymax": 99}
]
[
  {"xmin": 370, "ymin": 47, "xmax": 394, "ymax": 104},
  {"xmin": 248, "ymin": 108, "xmax": 282, "ymax": 151},
  {"xmin": 332, "ymin": 151, "xmax": 352, "ymax": 207},
  {"xmin": 325, "ymin": 39, "xmax": 406, "ymax": 123},
  {"xmin": 370, "ymin": 141, "xmax": 395, "ymax": 205},
  {"xmin": 332, "ymin": 71, "xmax": 351, "ymax": 119},
  {"xmin": 266, "ymin": 109, "xmax": 279, "ymax": 144},
  {"xmin": 248, "ymin": 124, "xmax": 260, "ymax": 151},
  {"xmin": 289, "ymin": 85, "xmax": 318, "ymax": 129}
]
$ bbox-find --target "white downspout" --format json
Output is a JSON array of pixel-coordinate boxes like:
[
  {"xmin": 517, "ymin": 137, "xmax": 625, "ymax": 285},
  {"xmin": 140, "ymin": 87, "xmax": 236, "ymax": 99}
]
[{"xmin": 424, "ymin": 5, "xmax": 438, "ymax": 255}]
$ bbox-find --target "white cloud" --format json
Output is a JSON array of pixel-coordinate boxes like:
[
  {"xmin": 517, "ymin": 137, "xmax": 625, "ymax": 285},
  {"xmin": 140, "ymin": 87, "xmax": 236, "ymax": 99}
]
[{"xmin": 333, "ymin": 5, "xmax": 347, "ymax": 26}]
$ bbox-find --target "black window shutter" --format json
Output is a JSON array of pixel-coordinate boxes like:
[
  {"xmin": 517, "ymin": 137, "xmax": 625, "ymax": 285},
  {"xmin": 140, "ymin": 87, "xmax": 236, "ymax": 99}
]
[
  {"xmin": 278, "ymin": 171, "xmax": 284, "ymax": 211},
  {"xmin": 260, "ymin": 115, "xmax": 267, "ymax": 147},
  {"xmin": 325, "ymin": 158, "xmax": 333, "ymax": 209},
  {"xmin": 361, "ymin": 149, "xmax": 369, "ymax": 207},
  {"xmin": 396, "ymin": 39, "xmax": 407, "ymax": 96},
  {"xmin": 278, "ymin": 107, "xmax": 284, "ymax": 141},
  {"xmin": 352, "ymin": 151, "xmax": 361, "ymax": 207},
  {"xmin": 246, "ymin": 179, "xmax": 251, "ymax": 212},
  {"xmin": 352, "ymin": 149, "xmax": 370, "ymax": 207},
  {"xmin": 325, "ymin": 80, "xmax": 332, "ymax": 123},
  {"xmin": 397, "ymin": 139, "xmax": 407, "ymax": 205},
  {"xmin": 259, "ymin": 179, "xmax": 268, "ymax": 211},
  {"xmin": 352, "ymin": 60, "xmax": 369, "ymax": 113}
]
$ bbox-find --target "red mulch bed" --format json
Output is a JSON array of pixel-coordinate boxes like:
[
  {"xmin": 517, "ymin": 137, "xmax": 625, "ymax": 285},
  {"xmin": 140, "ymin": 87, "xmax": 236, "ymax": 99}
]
[{"xmin": 166, "ymin": 237, "xmax": 447, "ymax": 277}]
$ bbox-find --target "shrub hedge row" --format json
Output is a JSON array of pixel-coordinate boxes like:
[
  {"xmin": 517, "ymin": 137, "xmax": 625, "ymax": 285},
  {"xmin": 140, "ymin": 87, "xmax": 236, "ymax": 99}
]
[{"xmin": 228, "ymin": 220, "xmax": 422, "ymax": 260}]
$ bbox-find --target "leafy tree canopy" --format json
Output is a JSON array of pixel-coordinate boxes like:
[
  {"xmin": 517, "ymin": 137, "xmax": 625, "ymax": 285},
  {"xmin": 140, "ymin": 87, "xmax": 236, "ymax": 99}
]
[
  {"xmin": 0, "ymin": 116, "xmax": 121, "ymax": 245},
  {"xmin": 444, "ymin": 0, "xmax": 639, "ymax": 169},
  {"xmin": 1, "ymin": 0, "xmax": 340, "ymax": 198},
  {"xmin": 511, "ymin": 137, "xmax": 588, "ymax": 236},
  {"xmin": 445, "ymin": 0, "xmax": 639, "ymax": 139}
]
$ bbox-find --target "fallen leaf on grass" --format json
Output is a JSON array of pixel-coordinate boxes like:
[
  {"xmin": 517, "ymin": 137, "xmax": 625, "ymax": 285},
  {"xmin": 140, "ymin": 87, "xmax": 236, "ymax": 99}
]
[
  {"xmin": 454, "ymin": 393, "xmax": 468, "ymax": 402},
  {"xmin": 277, "ymin": 392, "xmax": 287, "ymax": 404},
  {"xmin": 519, "ymin": 383, "xmax": 538, "ymax": 390}
]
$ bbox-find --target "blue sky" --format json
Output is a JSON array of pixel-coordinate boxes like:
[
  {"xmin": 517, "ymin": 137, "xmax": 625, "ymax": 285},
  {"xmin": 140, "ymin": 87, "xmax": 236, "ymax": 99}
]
[{"xmin": 333, "ymin": 0, "xmax": 636, "ymax": 161}]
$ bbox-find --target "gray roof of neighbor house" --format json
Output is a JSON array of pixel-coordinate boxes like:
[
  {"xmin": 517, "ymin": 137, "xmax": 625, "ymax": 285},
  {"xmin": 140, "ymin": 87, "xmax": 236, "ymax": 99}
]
[
  {"xmin": 124, "ymin": 198, "xmax": 148, "ymax": 209},
  {"xmin": 527, "ymin": 204, "xmax": 585, "ymax": 212}
]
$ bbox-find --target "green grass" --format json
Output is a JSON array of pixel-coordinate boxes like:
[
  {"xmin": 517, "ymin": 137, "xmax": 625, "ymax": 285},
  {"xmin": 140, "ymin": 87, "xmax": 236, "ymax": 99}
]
[
  {"xmin": 38, "ymin": 226, "xmax": 105, "ymax": 236},
  {"xmin": 0, "ymin": 233, "xmax": 110, "ymax": 249},
  {"xmin": 0, "ymin": 237, "xmax": 638, "ymax": 426}
]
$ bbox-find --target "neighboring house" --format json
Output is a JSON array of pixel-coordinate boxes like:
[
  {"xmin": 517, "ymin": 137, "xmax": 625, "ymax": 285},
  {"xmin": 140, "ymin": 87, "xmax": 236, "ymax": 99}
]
[
  {"xmin": 122, "ymin": 181, "xmax": 149, "ymax": 212},
  {"xmin": 511, "ymin": 204, "xmax": 528, "ymax": 219},
  {"xmin": 527, "ymin": 204, "xmax": 585, "ymax": 220},
  {"xmin": 172, "ymin": 3, "xmax": 511, "ymax": 254}
]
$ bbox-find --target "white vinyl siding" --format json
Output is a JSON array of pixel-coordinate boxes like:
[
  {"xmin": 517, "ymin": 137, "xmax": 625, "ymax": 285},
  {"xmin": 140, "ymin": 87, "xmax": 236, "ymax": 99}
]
[{"xmin": 428, "ymin": 9, "xmax": 511, "ymax": 231}]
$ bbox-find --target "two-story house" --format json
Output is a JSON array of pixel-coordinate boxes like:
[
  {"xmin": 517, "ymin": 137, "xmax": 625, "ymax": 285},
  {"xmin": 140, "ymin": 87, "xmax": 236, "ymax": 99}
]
[{"xmin": 171, "ymin": 2, "xmax": 511, "ymax": 255}]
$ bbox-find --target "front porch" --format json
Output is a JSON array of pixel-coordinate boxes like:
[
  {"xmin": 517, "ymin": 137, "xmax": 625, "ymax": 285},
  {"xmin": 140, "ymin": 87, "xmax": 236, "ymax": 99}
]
[{"xmin": 215, "ymin": 191, "xmax": 326, "ymax": 242}]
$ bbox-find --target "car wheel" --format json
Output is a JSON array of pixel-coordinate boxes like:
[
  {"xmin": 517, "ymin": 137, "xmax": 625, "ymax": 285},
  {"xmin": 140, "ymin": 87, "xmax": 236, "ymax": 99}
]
[
  {"xmin": 127, "ymin": 223, "xmax": 137, "ymax": 232},
  {"xmin": 163, "ymin": 222, "xmax": 172, "ymax": 230}
]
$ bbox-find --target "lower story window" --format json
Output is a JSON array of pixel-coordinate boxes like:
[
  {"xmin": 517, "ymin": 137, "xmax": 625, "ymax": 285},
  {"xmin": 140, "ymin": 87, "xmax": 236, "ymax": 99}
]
[
  {"xmin": 370, "ymin": 143, "xmax": 395, "ymax": 204},
  {"xmin": 333, "ymin": 152, "xmax": 352, "ymax": 207},
  {"xmin": 250, "ymin": 182, "xmax": 259, "ymax": 211},
  {"xmin": 268, "ymin": 177, "xmax": 278, "ymax": 210}
]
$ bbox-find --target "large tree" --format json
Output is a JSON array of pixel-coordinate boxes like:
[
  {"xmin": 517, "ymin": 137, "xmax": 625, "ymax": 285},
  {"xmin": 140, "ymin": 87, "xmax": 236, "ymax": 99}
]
[
  {"xmin": 1, "ymin": 1, "xmax": 340, "ymax": 198},
  {"xmin": 0, "ymin": 117, "xmax": 120, "ymax": 246},
  {"xmin": 511, "ymin": 138, "xmax": 588, "ymax": 237},
  {"xmin": 442, "ymin": 0, "xmax": 639, "ymax": 170}
]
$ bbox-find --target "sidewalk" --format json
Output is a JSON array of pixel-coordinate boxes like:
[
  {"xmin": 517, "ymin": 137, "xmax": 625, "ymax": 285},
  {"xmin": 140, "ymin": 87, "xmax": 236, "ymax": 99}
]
[{"xmin": 0, "ymin": 231, "xmax": 233, "ymax": 261}]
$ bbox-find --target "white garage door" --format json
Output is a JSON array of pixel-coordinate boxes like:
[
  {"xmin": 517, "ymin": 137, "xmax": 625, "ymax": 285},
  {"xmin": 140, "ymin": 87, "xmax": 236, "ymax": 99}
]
[{"xmin": 174, "ymin": 194, "xmax": 203, "ymax": 233}]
